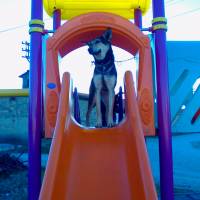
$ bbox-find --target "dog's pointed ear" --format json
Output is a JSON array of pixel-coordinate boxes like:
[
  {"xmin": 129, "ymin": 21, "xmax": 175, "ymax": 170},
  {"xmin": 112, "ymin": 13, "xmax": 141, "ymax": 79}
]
[
  {"xmin": 81, "ymin": 40, "xmax": 90, "ymax": 46},
  {"xmin": 102, "ymin": 28, "xmax": 112, "ymax": 42}
]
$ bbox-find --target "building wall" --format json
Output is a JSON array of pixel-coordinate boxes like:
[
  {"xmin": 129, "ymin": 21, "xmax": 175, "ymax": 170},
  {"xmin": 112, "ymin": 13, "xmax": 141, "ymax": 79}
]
[
  {"xmin": 0, "ymin": 96, "xmax": 28, "ymax": 144},
  {"xmin": 0, "ymin": 95, "xmax": 96, "ymax": 144},
  {"xmin": 167, "ymin": 41, "xmax": 200, "ymax": 133}
]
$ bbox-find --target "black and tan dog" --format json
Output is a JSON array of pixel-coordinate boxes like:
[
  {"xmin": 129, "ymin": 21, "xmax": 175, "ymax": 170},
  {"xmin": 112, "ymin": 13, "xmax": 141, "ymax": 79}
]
[{"xmin": 86, "ymin": 29, "xmax": 117, "ymax": 128}]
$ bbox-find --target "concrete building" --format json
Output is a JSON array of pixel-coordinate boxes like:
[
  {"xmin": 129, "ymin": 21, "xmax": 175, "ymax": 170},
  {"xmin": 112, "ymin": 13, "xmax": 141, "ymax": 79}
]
[{"xmin": 19, "ymin": 70, "xmax": 29, "ymax": 89}]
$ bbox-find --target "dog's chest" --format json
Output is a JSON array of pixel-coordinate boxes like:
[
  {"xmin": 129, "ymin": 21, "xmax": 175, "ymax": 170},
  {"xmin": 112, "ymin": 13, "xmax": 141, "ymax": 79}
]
[{"xmin": 94, "ymin": 64, "xmax": 116, "ymax": 75}]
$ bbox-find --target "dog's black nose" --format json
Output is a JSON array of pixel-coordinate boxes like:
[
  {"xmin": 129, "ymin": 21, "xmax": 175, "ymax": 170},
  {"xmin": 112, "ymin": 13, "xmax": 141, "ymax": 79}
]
[
  {"xmin": 88, "ymin": 48, "xmax": 92, "ymax": 54},
  {"xmin": 88, "ymin": 48, "xmax": 101, "ymax": 56}
]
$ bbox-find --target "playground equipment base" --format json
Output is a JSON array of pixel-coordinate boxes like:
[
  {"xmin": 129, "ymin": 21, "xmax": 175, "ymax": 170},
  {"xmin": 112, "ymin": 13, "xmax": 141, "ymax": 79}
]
[{"xmin": 39, "ymin": 72, "xmax": 157, "ymax": 200}]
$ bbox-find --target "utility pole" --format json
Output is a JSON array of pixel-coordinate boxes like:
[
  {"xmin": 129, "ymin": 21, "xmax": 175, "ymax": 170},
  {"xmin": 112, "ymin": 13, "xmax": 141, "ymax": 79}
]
[{"xmin": 22, "ymin": 41, "xmax": 30, "ymax": 63}]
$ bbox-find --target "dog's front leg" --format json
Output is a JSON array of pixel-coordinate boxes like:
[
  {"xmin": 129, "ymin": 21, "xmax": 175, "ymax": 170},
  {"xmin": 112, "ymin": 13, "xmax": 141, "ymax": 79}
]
[
  {"xmin": 107, "ymin": 89, "xmax": 115, "ymax": 127},
  {"xmin": 104, "ymin": 75, "xmax": 116, "ymax": 127},
  {"xmin": 93, "ymin": 75, "xmax": 103, "ymax": 127},
  {"xmin": 95, "ymin": 89, "xmax": 103, "ymax": 127}
]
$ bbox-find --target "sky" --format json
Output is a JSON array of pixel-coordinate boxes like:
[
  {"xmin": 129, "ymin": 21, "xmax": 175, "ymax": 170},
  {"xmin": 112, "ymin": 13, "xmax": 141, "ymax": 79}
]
[{"xmin": 0, "ymin": 0, "xmax": 200, "ymax": 92}]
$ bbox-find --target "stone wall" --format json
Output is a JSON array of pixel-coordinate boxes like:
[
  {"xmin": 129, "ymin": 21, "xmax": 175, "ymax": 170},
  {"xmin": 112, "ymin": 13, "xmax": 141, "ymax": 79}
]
[
  {"xmin": 0, "ymin": 96, "xmax": 28, "ymax": 144},
  {"xmin": 0, "ymin": 95, "xmax": 96, "ymax": 144}
]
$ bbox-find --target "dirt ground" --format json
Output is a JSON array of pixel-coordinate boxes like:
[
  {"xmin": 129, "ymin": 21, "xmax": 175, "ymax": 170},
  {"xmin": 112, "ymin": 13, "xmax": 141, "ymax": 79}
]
[
  {"xmin": 1, "ymin": 138, "xmax": 200, "ymax": 200},
  {"xmin": 0, "ymin": 170, "xmax": 27, "ymax": 200},
  {"xmin": 1, "ymin": 167, "xmax": 200, "ymax": 200},
  {"xmin": 0, "ymin": 139, "xmax": 50, "ymax": 200}
]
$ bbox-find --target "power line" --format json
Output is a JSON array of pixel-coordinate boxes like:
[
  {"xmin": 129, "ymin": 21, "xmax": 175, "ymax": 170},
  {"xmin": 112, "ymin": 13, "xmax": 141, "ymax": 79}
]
[
  {"xmin": 0, "ymin": 3, "xmax": 199, "ymax": 34},
  {"xmin": 0, "ymin": 0, "xmax": 186, "ymax": 34},
  {"xmin": 0, "ymin": 24, "xmax": 27, "ymax": 34},
  {"xmin": 166, "ymin": 0, "xmax": 176, "ymax": 3},
  {"xmin": 169, "ymin": 7, "xmax": 200, "ymax": 19},
  {"xmin": 166, "ymin": 0, "xmax": 185, "ymax": 6},
  {"xmin": 145, "ymin": 1, "xmax": 199, "ymax": 22},
  {"xmin": 0, "ymin": 18, "xmax": 51, "ymax": 34},
  {"xmin": 141, "ymin": 0, "xmax": 187, "ymax": 16}
]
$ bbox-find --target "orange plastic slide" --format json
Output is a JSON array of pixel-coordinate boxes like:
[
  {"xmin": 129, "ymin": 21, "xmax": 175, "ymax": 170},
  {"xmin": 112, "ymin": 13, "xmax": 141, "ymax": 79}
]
[{"xmin": 39, "ymin": 71, "xmax": 157, "ymax": 200}]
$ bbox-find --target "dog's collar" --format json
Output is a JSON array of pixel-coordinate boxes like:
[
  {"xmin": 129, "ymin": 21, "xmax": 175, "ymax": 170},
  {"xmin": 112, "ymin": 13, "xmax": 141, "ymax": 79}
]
[
  {"xmin": 94, "ymin": 59, "xmax": 115, "ymax": 75},
  {"xmin": 94, "ymin": 58, "xmax": 113, "ymax": 68}
]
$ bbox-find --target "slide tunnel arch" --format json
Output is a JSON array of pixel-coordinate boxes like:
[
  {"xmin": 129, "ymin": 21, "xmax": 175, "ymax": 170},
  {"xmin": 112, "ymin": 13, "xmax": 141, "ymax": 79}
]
[{"xmin": 45, "ymin": 12, "xmax": 154, "ymax": 137}]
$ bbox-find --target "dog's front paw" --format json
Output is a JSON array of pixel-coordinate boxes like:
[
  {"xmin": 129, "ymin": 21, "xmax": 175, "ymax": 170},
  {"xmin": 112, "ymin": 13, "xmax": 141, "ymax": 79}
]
[
  {"xmin": 107, "ymin": 122, "xmax": 115, "ymax": 128},
  {"xmin": 107, "ymin": 119, "xmax": 115, "ymax": 128},
  {"xmin": 95, "ymin": 122, "xmax": 103, "ymax": 128}
]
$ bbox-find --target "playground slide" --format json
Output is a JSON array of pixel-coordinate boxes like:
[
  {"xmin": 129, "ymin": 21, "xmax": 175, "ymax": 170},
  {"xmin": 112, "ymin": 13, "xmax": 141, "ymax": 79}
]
[{"xmin": 39, "ymin": 71, "xmax": 157, "ymax": 200}]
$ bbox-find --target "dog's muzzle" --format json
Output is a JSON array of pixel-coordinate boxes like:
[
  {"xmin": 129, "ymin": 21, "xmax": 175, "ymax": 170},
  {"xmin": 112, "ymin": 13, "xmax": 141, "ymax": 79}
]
[{"xmin": 88, "ymin": 48, "xmax": 101, "ymax": 55}]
